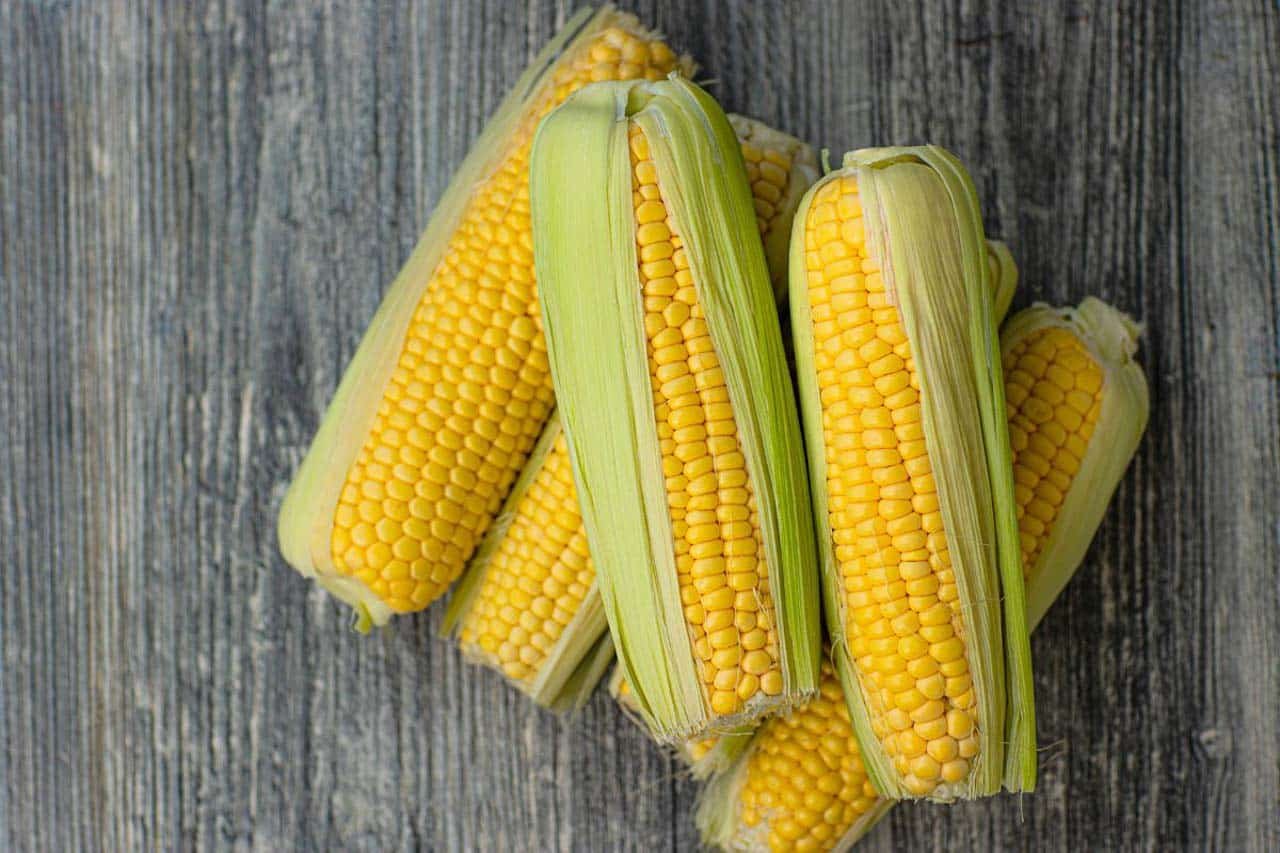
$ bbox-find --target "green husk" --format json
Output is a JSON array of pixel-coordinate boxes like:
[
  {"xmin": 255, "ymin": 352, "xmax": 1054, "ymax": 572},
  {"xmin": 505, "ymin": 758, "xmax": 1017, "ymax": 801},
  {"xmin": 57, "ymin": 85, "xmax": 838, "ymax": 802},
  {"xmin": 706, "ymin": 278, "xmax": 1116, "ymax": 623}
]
[
  {"xmin": 788, "ymin": 146, "xmax": 1034, "ymax": 800},
  {"xmin": 532, "ymin": 75, "xmax": 820, "ymax": 741},
  {"xmin": 547, "ymin": 632, "xmax": 619, "ymax": 713},
  {"xmin": 987, "ymin": 239, "xmax": 1018, "ymax": 324},
  {"xmin": 276, "ymin": 5, "xmax": 693, "ymax": 627},
  {"xmin": 1002, "ymin": 298, "xmax": 1150, "ymax": 628}
]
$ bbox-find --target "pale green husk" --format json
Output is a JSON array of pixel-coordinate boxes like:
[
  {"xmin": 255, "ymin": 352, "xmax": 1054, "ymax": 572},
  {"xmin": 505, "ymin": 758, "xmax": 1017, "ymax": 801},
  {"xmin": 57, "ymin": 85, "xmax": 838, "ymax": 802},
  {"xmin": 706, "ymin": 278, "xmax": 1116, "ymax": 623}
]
[
  {"xmin": 787, "ymin": 146, "xmax": 1034, "ymax": 800},
  {"xmin": 986, "ymin": 239, "xmax": 1018, "ymax": 325},
  {"xmin": 1001, "ymin": 298, "xmax": 1150, "ymax": 628},
  {"xmin": 276, "ymin": 5, "xmax": 692, "ymax": 627},
  {"xmin": 532, "ymin": 75, "xmax": 820, "ymax": 742},
  {"xmin": 548, "ymin": 633, "xmax": 619, "ymax": 713}
]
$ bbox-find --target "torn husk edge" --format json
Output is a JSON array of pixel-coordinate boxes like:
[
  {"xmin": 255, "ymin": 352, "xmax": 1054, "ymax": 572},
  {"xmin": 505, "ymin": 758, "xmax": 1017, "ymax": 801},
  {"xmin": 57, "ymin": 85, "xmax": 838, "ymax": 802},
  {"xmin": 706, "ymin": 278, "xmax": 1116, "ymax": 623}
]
[{"xmin": 609, "ymin": 667, "xmax": 756, "ymax": 779}]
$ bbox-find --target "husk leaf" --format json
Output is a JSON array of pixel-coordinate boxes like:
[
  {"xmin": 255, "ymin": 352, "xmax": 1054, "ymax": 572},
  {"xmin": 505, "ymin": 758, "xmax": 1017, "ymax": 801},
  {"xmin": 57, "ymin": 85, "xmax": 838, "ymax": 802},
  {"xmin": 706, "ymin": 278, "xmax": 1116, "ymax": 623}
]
[{"xmin": 1001, "ymin": 298, "xmax": 1150, "ymax": 628}]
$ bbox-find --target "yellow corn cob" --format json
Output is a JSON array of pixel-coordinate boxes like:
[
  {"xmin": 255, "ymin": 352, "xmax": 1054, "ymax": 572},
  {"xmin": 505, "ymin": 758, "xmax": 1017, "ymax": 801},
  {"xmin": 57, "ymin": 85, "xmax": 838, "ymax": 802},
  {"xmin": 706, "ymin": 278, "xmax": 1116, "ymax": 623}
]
[
  {"xmin": 699, "ymin": 658, "xmax": 888, "ymax": 852},
  {"xmin": 609, "ymin": 663, "xmax": 755, "ymax": 778},
  {"xmin": 612, "ymin": 234, "xmax": 1021, "ymax": 771},
  {"xmin": 440, "ymin": 414, "xmax": 614, "ymax": 707},
  {"xmin": 531, "ymin": 77, "xmax": 820, "ymax": 739},
  {"xmin": 789, "ymin": 147, "xmax": 1034, "ymax": 799},
  {"xmin": 1000, "ymin": 298, "xmax": 1150, "ymax": 620},
  {"xmin": 277, "ymin": 8, "xmax": 691, "ymax": 627},
  {"xmin": 698, "ymin": 298, "xmax": 1149, "ymax": 851},
  {"xmin": 444, "ymin": 118, "xmax": 816, "ymax": 707}
]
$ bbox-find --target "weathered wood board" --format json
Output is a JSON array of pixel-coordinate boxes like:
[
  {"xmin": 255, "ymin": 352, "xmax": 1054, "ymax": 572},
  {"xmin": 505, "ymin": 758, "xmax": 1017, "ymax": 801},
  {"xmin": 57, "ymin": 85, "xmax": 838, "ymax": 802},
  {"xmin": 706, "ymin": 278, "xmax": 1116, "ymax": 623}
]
[{"xmin": 1, "ymin": 1, "xmax": 1277, "ymax": 849}]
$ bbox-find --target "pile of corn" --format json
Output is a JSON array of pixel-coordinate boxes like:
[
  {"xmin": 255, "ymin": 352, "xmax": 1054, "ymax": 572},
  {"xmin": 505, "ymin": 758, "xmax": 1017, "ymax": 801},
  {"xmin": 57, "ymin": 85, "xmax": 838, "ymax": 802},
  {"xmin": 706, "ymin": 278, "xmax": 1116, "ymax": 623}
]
[{"xmin": 279, "ymin": 6, "xmax": 1150, "ymax": 849}]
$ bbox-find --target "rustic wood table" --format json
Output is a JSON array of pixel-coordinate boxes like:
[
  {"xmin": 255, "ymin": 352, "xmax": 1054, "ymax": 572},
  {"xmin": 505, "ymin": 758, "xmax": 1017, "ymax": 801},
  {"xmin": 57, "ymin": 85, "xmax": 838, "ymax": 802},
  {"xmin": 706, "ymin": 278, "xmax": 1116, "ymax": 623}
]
[{"xmin": 3, "ymin": 1, "xmax": 1277, "ymax": 850}]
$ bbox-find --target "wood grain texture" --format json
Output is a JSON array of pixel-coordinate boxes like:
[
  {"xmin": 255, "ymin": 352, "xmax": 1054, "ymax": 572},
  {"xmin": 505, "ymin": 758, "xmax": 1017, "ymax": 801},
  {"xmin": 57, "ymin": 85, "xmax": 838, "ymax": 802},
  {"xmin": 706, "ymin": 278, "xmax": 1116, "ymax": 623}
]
[{"xmin": 1, "ymin": 0, "xmax": 1276, "ymax": 850}]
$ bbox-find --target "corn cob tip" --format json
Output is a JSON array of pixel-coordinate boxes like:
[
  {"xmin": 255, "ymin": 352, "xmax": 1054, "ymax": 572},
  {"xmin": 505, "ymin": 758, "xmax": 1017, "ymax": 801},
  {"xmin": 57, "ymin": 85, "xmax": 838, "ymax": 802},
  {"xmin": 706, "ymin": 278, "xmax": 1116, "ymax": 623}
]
[
  {"xmin": 611, "ymin": 665, "xmax": 755, "ymax": 778},
  {"xmin": 727, "ymin": 114, "xmax": 819, "ymax": 301},
  {"xmin": 1075, "ymin": 295, "xmax": 1144, "ymax": 362}
]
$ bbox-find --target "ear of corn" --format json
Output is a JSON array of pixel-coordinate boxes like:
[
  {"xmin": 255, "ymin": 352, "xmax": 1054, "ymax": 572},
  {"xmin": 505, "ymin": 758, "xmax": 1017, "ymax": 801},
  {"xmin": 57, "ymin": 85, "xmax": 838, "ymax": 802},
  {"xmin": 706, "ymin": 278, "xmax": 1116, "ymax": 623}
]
[
  {"xmin": 1000, "ymin": 297, "xmax": 1150, "ymax": 627},
  {"xmin": 531, "ymin": 76, "xmax": 821, "ymax": 740},
  {"xmin": 697, "ymin": 297, "xmax": 1149, "ymax": 851},
  {"xmin": 277, "ymin": 7, "xmax": 691, "ymax": 627},
  {"xmin": 789, "ymin": 146, "xmax": 1035, "ymax": 800},
  {"xmin": 444, "ymin": 117, "xmax": 815, "ymax": 709}
]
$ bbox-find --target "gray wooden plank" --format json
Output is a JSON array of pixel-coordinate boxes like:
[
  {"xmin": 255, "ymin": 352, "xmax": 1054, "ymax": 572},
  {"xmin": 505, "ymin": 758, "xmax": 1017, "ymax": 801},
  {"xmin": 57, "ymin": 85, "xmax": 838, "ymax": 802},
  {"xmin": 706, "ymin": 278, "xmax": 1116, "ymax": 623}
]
[{"xmin": 0, "ymin": 0, "xmax": 1276, "ymax": 851}]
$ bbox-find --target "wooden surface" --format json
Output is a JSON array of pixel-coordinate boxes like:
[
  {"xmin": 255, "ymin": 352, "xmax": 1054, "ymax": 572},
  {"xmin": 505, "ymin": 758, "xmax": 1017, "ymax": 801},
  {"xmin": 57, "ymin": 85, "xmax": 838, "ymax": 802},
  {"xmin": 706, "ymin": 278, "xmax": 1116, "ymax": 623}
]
[{"xmin": 2, "ymin": 1, "xmax": 1277, "ymax": 850}]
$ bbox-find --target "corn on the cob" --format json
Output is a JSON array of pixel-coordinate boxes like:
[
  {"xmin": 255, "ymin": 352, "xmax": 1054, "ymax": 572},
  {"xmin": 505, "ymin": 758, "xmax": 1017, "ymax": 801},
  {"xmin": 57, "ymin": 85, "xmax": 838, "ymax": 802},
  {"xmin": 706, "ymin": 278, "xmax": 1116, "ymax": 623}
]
[
  {"xmin": 1000, "ymin": 298, "xmax": 1149, "ymax": 621},
  {"xmin": 789, "ymin": 147, "xmax": 1034, "ymax": 800},
  {"xmin": 531, "ymin": 76, "xmax": 820, "ymax": 739},
  {"xmin": 444, "ymin": 118, "xmax": 816, "ymax": 708},
  {"xmin": 698, "ymin": 298, "xmax": 1149, "ymax": 851},
  {"xmin": 614, "ymin": 234, "xmax": 1021, "ymax": 768},
  {"xmin": 277, "ymin": 8, "xmax": 691, "ymax": 628}
]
